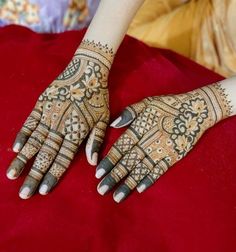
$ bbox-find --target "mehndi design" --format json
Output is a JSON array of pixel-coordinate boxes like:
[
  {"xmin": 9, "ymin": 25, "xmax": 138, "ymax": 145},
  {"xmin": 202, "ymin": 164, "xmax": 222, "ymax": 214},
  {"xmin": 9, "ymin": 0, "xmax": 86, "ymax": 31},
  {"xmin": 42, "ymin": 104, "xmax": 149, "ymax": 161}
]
[
  {"xmin": 7, "ymin": 40, "xmax": 114, "ymax": 199},
  {"xmin": 96, "ymin": 83, "xmax": 232, "ymax": 203}
]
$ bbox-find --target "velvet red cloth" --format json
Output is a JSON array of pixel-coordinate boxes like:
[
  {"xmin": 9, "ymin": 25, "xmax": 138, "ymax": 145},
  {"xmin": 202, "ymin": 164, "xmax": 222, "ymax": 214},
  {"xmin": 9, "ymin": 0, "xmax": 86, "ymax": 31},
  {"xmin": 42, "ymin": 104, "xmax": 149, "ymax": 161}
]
[{"xmin": 0, "ymin": 25, "xmax": 236, "ymax": 252}]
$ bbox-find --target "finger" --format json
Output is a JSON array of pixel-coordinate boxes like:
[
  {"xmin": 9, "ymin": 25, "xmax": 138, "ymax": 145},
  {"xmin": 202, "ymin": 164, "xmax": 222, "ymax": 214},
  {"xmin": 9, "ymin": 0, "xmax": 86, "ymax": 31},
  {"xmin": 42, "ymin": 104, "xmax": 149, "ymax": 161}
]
[
  {"xmin": 137, "ymin": 158, "xmax": 170, "ymax": 193},
  {"xmin": 38, "ymin": 112, "xmax": 89, "ymax": 195},
  {"xmin": 113, "ymin": 157, "xmax": 155, "ymax": 203},
  {"xmin": 38, "ymin": 138, "xmax": 78, "ymax": 195},
  {"xmin": 112, "ymin": 128, "xmax": 167, "ymax": 202},
  {"xmin": 95, "ymin": 128, "xmax": 139, "ymax": 179},
  {"xmin": 7, "ymin": 123, "xmax": 49, "ymax": 180},
  {"xmin": 86, "ymin": 119, "xmax": 108, "ymax": 166},
  {"xmin": 97, "ymin": 145, "xmax": 146, "ymax": 195},
  {"xmin": 13, "ymin": 102, "xmax": 42, "ymax": 152},
  {"xmin": 110, "ymin": 98, "xmax": 150, "ymax": 128},
  {"xmin": 18, "ymin": 130, "xmax": 64, "ymax": 199}
]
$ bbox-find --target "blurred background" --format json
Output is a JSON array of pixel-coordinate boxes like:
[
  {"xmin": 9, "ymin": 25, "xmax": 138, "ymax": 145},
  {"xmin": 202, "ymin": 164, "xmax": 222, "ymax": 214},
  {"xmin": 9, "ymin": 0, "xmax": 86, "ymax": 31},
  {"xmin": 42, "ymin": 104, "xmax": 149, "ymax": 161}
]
[{"xmin": 0, "ymin": 0, "xmax": 236, "ymax": 76}]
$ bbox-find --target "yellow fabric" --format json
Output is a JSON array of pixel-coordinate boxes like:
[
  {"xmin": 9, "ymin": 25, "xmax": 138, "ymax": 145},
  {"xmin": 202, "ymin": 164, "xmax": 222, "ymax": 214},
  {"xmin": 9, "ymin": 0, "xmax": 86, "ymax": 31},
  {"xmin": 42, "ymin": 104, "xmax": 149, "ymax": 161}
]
[{"xmin": 128, "ymin": 0, "xmax": 236, "ymax": 77}]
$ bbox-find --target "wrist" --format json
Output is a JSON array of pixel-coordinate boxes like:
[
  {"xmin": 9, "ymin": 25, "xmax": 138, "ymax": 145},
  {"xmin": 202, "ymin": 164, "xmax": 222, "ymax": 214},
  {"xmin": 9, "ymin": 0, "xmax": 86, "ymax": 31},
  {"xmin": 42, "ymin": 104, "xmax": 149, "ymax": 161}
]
[
  {"xmin": 75, "ymin": 39, "xmax": 114, "ymax": 71},
  {"xmin": 82, "ymin": 0, "xmax": 144, "ymax": 54},
  {"xmin": 193, "ymin": 82, "xmax": 233, "ymax": 127}
]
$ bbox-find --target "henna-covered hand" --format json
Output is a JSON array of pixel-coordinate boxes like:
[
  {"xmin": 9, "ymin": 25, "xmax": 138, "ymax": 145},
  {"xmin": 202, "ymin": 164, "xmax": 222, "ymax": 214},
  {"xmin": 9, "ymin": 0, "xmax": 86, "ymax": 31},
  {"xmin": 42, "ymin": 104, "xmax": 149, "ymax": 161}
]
[
  {"xmin": 96, "ymin": 83, "xmax": 232, "ymax": 203},
  {"xmin": 7, "ymin": 40, "xmax": 114, "ymax": 199}
]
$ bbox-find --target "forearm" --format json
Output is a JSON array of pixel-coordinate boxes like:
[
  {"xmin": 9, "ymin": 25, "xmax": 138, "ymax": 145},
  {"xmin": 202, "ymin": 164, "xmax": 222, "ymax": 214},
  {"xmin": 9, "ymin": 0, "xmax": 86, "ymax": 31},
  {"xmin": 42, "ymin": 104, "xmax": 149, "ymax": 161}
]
[
  {"xmin": 81, "ymin": 0, "xmax": 144, "ymax": 54},
  {"xmin": 218, "ymin": 76, "xmax": 236, "ymax": 116}
]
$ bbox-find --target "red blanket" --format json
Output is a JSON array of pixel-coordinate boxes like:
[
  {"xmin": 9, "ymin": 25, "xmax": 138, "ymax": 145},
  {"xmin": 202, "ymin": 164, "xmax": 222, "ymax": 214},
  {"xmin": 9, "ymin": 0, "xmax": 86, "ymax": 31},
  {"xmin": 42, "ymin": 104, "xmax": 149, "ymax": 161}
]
[{"xmin": 0, "ymin": 25, "xmax": 236, "ymax": 252}]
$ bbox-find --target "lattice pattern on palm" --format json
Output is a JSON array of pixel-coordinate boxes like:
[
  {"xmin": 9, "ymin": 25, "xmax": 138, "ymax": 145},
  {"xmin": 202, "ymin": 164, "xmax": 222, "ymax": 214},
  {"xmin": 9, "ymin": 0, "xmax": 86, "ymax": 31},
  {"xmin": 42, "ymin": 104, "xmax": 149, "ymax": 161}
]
[{"xmin": 57, "ymin": 58, "xmax": 81, "ymax": 80}]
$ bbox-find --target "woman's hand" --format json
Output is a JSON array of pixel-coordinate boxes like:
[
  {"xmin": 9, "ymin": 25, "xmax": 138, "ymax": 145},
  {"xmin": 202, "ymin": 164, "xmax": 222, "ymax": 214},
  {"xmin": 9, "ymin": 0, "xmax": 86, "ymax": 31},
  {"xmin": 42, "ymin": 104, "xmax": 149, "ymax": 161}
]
[
  {"xmin": 7, "ymin": 40, "xmax": 114, "ymax": 199},
  {"xmin": 96, "ymin": 83, "xmax": 232, "ymax": 203},
  {"xmin": 5, "ymin": 0, "xmax": 148, "ymax": 200}
]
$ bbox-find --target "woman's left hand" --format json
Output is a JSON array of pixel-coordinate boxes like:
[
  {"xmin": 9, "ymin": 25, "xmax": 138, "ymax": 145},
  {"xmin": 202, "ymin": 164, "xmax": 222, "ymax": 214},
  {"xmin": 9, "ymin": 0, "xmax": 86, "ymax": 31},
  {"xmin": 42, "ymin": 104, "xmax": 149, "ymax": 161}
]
[{"xmin": 96, "ymin": 83, "xmax": 232, "ymax": 203}]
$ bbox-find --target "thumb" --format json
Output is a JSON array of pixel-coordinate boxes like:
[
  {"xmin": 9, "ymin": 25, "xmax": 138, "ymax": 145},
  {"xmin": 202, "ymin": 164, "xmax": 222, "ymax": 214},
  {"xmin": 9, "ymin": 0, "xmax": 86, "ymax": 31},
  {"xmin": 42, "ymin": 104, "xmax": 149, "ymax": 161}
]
[
  {"xmin": 86, "ymin": 118, "xmax": 109, "ymax": 166},
  {"xmin": 110, "ymin": 98, "xmax": 151, "ymax": 128}
]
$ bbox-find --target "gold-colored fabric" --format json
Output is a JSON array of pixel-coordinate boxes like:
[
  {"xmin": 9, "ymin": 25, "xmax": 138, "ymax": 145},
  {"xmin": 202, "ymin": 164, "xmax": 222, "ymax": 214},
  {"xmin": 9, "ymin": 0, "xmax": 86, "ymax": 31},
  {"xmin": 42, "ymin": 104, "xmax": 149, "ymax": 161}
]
[{"xmin": 128, "ymin": 0, "xmax": 236, "ymax": 77}]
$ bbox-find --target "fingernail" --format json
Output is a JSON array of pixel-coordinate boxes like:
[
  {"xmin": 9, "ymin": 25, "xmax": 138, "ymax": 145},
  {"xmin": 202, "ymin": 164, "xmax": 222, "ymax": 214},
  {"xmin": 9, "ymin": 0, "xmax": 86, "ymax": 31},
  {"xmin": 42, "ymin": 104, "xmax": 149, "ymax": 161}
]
[
  {"xmin": 110, "ymin": 116, "xmax": 122, "ymax": 128},
  {"xmin": 13, "ymin": 142, "xmax": 21, "ymax": 153},
  {"xmin": 87, "ymin": 152, "xmax": 98, "ymax": 166},
  {"xmin": 137, "ymin": 184, "xmax": 146, "ymax": 193},
  {"xmin": 91, "ymin": 152, "xmax": 98, "ymax": 166},
  {"xmin": 6, "ymin": 169, "xmax": 16, "ymax": 180},
  {"xmin": 97, "ymin": 174, "xmax": 117, "ymax": 195},
  {"xmin": 97, "ymin": 185, "xmax": 109, "ymax": 195},
  {"xmin": 114, "ymin": 184, "xmax": 131, "ymax": 202},
  {"xmin": 39, "ymin": 184, "xmax": 48, "ymax": 195},
  {"xmin": 41, "ymin": 173, "xmax": 58, "ymax": 192},
  {"xmin": 7, "ymin": 157, "xmax": 25, "ymax": 179},
  {"xmin": 95, "ymin": 168, "xmax": 106, "ymax": 179},
  {"xmin": 19, "ymin": 187, "xmax": 31, "ymax": 199},
  {"xmin": 113, "ymin": 192, "xmax": 125, "ymax": 203},
  {"xmin": 96, "ymin": 157, "xmax": 114, "ymax": 176}
]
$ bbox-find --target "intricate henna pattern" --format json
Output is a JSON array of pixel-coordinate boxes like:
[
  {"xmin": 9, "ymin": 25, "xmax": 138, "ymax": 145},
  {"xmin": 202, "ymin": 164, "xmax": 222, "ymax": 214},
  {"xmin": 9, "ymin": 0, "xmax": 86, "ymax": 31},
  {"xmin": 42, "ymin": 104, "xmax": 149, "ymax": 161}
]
[
  {"xmin": 7, "ymin": 40, "xmax": 114, "ymax": 199},
  {"xmin": 96, "ymin": 83, "xmax": 233, "ymax": 203}
]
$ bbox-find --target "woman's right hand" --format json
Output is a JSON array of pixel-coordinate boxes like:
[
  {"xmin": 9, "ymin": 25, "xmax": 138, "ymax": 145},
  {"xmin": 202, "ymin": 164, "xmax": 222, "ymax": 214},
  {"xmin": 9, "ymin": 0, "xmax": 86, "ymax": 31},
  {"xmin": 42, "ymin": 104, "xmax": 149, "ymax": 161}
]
[{"xmin": 6, "ymin": 40, "xmax": 114, "ymax": 199}]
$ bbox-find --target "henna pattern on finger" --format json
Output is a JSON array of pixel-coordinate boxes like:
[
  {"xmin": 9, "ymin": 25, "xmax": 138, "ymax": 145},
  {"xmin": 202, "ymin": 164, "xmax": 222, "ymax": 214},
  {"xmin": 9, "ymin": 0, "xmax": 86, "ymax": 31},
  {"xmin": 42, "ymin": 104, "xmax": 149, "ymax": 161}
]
[{"xmin": 12, "ymin": 102, "xmax": 43, "ymax": 153}]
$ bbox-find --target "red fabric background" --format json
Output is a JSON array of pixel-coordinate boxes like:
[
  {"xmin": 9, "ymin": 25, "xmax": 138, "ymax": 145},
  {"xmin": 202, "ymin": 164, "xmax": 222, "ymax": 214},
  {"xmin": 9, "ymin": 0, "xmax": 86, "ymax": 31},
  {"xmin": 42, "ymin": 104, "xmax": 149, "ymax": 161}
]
[{"xmin": 0, "ymin": 25, "xmax": 236, "ymax": 252}]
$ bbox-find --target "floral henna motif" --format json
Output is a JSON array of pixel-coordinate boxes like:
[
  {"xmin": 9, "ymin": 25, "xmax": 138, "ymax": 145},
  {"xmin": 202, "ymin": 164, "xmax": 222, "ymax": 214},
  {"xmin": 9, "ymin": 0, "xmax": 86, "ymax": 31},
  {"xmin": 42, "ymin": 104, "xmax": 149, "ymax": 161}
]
[
  {"xmin": 96, "ymin": 83, "xmax": 233, "ymax": 203},
  {"xmin": 7, "ymin": 40, "xmax": 114, "ymax": 199},
  {"xmin": 170, "ymin": 97, "xmax": 209, "ymax": 158}
]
